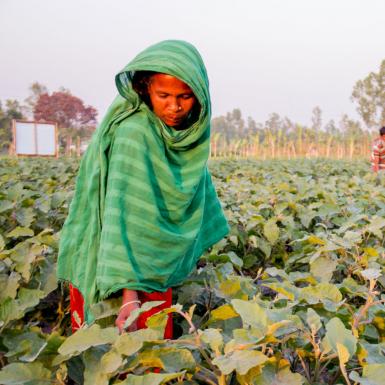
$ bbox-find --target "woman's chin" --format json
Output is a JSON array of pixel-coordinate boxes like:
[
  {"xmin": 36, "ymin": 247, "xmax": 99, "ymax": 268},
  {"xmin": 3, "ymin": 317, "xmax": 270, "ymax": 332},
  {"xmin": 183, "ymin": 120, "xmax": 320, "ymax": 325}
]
[{"xmin": 163, "ymin": 118, "xmax": 184, "ymax": 127}]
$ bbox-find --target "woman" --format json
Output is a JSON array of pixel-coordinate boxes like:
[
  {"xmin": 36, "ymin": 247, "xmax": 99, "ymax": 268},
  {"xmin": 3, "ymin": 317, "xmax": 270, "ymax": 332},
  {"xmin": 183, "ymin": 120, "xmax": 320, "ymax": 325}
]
[{"xmin": 57, "ymin": 40, "xmax": 229, "ymax": 337}]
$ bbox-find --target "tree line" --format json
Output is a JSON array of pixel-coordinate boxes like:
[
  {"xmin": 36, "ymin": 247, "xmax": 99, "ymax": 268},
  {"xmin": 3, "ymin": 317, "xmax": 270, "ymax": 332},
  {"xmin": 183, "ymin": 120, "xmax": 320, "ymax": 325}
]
[
  {"xmin": 0, "ymin": 83, "xmax": 97, "ymax": 153},
  {"xmin": 211, "ymin": 59, "xmax": 384, "ymax": 158},
  {"xmin": 0, "ymin": 59, "xmax": 384, "ymax": 157}
]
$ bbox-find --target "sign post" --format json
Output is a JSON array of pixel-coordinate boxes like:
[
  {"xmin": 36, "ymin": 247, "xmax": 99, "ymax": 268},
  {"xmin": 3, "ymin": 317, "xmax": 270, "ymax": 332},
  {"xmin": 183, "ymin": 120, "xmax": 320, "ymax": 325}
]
[{"xmin": 11, "ymin": 120, "xmax": 58, "ymax": 157}]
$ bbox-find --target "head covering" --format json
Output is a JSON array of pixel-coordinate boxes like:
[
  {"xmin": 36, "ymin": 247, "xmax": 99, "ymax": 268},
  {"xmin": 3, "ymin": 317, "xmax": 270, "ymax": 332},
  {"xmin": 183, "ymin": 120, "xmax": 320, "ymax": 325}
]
[{"xmin": 57, "ymin": 40, "xmax": 229, "ymax": 322}]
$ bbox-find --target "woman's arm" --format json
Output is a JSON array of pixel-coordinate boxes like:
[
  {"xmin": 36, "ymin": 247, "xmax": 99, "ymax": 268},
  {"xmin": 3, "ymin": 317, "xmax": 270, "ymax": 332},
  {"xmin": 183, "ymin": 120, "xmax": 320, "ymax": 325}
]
[{"xmin": 115, "ymin": 289, "xmax": 140, "ymax": 333}]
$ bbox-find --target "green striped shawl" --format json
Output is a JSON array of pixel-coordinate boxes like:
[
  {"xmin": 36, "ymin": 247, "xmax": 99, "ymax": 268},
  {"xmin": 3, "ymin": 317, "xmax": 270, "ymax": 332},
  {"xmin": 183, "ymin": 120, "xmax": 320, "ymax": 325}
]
[{"xmin": 57, "ymin": 40, "xmax": 229, "ymax": 322}]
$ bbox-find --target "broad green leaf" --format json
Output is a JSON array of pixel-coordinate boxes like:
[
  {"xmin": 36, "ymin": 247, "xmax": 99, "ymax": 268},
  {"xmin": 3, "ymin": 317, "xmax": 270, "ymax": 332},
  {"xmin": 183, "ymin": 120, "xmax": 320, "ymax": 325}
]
[
  {"xmin": 12, "ymin": 244, "xmax": 44, "ymax": 281},
  {"xmin": 0, "ymin": 272, "xmax": 20, "ymax": 301},
  {"xmin": 232, "ymin": 327, "xmax": 266, "ymax": 344},
  {"xmin": 266, "ymin": 320, "xmax": 294, "ymax": 337},
  {"xmin": 51, "ymin": 191, "xmax": 68, "ymax": 209},
  {"xmin": 100, "ymin": 349, "xmax": 123, "ymax": 374},
  {"xmin": 200, "ymin": 328, "xmax": 223, "ymax": 353},
  {"xmin": 308, "ymin": 241, "xmax": 340, "ymax": 264},
  {"xmin": 0, "ymin": 199, "xmax": 13, "ymax": 213},
  {"xmin": 37, "ymin": 259, "xmax": 58, "ymax": 296},
  {"xmin": 133, "ymin": 347, "xmax": 195, "ymax": 372},
  {"xmin": 213, "ymin": 350, "xmax": 268, "ymax": 375},
  {"xmin": 0, "ymin": 288, "xmax": 45, "ymax": 325},
  {"xmin": 4, "ymin": 331, "xmax": 47, "ymax": 362},
  {"xmin": 145, "ymin": 304, "xmax": 182, "ymax": 334},
  {"xmin": 113, "ymin": 333, "xmax": 145, "ymax": 356},
  {"xmin": 15, "ymin": 208, "xmax": 35, "ymax": 227},
  {"xmin": 322, "ymin": 317, "xmax": 357, "ymax": 358},
  {"xmin": 123, "ymin": 301, "xmax": 165, "ymax": 330},
  {"xmin": 226, "ymin": 251, "xmax": 244, "ymax": 268},
  {"xmin": 255, "ymin": 236, "xmax": 272, "ymax": 257},
  {"xmin": 350, "ymin": 364, "xmax": 385, "ymax": 385},
  {"xmin": 83, "ymin": 349, "xmax": 109, "ymax": 385},
  {"xmin": 306, "ymin": 308, "xmax": 322, "ymax": 334},
  {"xmin": 117, "ymin": 372, "xmax": 184, "ymax": 385},
  {"xmin": 18, "ymin": 288, "xmax": 45, "ymax": 312},
  {"xmin": 58, "ymin": 325, "xmax": 118, "ymax": 357},
  {"xmin": 337, "ymin": 342, "xmax": 350, "ymax": 365},
  {"xmin": 361, "ymin": 268, "xmax": 382, "ymax": 281},
  {"xmin": 0, "ymin": 233, "xmax": 5, "ymax": 251},
  {"xmin": 317, "ymin": 203, "xmax": 340, "ymax": 218},
  {"xmin": 341, "ymin": 344, "xmax": 357, "ymax": 382},
  {"xmin": 231, "ymin": 299, "xmax": 268, "ymax": 331},
  {"xmin": 113, "ymin": 329, "xmax": 161, "ymax": 356},
  {"xmin": 262, "ymin": 282, "xmax": 299, "ymax": 301},
  {"xmin": 339, "ymin": 277, "xmax": 367, "ymax": 298},
  {"xmin": 298, "ymin": 209, "xmax": 317, "ymax": 228},
  {"xmin": 210, "ymin": 304, "xmax": 239, "ymax": 321},
  {"xmin": 145, "ymin": 311, "xmax": 169, "ymax": 336},
  {"xmin": 310, "ymin": 256, "xmax": 337, "ymax": 283},
  {"xmin": 264, "ymin": 218, "xmax": 280, "ymax": 244},
  {"xmin": 242, "ymin": 363, "xmax": 304, "ymax": 385},
  {"xmin": 265, "ymin": 267, "xmax": 290, "ymax": 281},
  {"xmin": 0, "ymin": 362, "xmax": 51, "ymax": 385},
  {"xmin": 342, "ymin": 230, "xmax": 362, "ymax": 246},
  {"xmin": 365, "ymin": 216, "xmax": 385, "ymax": 238},
  {"xmin": 6, "ymin": 227, "xmax": 34, "ymax": 238},
  {"xmin": 34, "ymin": 332, "xmax": 65, "ymax": 368},
  {"xmin": 299, "ymin": 283, "xmax": 343, "ymax": 311},
  {"xmin": 217, "ymin": 276, "xmax": 249, "ymax": 300},
  {"xmin": 358, "ymin": 342, "xmax": 385, "ymax": 364},
  {"xmin": 307, "ymin": 235, "xmax": 326, "ymax": 245}
]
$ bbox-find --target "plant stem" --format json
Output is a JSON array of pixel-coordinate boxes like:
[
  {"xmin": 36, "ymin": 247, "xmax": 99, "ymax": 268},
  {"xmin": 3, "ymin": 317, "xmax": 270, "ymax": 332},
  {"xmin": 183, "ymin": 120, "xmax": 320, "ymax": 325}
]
[{"xmin": 297, "ymin": 353, "xmax": 311, "ymax": 383}]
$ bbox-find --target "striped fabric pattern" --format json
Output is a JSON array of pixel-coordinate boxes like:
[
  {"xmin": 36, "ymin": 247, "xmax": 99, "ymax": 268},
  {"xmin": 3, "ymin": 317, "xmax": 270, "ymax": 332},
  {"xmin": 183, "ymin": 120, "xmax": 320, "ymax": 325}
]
[
  {"xmin": 57, "ymin": 40, "xmax": 229, "ymax": 322},
  {"xmin": 371, "ymin": 137, "xmax": 385, "ymax": 170}
]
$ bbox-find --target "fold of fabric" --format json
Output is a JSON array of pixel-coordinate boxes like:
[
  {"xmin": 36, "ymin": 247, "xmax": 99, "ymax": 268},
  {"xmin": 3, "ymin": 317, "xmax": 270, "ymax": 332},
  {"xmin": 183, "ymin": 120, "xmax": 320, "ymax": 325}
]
[{"xmin": 57, "ymin": 40, "xmax": 229, "ymax": 322}]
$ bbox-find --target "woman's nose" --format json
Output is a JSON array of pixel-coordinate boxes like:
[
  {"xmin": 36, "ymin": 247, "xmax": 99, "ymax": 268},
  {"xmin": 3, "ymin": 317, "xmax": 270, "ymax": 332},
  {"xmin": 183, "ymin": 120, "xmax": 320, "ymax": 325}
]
[{"xmin": 168, "ymin": 98, "xmax": 181, "ymax": 112}]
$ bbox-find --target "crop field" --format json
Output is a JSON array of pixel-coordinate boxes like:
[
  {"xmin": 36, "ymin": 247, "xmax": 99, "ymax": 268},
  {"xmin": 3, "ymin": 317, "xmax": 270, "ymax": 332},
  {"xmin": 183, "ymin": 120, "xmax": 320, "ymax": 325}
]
[{"xmin": 0, "ymin": 157, "xmax": 385, "ymax": 385}]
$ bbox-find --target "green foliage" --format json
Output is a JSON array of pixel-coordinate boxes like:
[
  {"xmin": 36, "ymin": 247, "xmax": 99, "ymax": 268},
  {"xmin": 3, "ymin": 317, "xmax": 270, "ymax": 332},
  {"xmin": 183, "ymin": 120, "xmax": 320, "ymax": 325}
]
[
  {"xmin": 0, "ymin": 100, "xmax": 25, "ymax": 153},
  {"xmin": 352, "ymin": 59, "xmax": 385, "ymax": 129},
  {"xmin": 1, "ymin": 158, "xmax": 385, "ymax": 385}
]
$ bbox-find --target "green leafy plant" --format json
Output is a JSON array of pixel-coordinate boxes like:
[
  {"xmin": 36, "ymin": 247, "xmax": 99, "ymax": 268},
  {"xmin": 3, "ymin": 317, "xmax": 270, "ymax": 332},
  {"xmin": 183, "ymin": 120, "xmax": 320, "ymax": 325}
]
[{"xmin": 0, "ymin": 158, "xmax": 384, "ymax": 385}]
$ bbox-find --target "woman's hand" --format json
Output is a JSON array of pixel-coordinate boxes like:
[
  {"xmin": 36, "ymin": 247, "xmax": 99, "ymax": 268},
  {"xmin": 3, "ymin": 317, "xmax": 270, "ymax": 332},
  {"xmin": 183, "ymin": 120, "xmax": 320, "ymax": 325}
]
[
  {"xmin": 115, "ymin": 289, "xmax": 140, "ymax": 333},
  {"xmin": 116, "ymin": 301, "xmax": 140, "ymax": 332}
]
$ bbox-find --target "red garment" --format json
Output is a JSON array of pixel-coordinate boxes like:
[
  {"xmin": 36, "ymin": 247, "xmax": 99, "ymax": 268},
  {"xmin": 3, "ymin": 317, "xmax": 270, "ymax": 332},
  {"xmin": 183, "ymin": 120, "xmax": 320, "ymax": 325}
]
[
  {"xmin": 371, "ymin": 137, "xmax": 385, "ymax": 171},
  {"xmin": 69, "ymin": 285, "xmax": 173, "ymax": 339}
]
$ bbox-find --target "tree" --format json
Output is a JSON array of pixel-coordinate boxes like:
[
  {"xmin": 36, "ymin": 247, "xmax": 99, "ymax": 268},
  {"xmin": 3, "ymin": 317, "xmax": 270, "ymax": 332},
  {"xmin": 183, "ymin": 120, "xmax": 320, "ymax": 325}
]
[
  {"xmin": 311, "ymin": 106, "xmax": 322, "ymax": 132},
  {"xmin": 0, "ymin": 99, "xmax": 25, "ymax": 153},
  {"xmin": 351, "ymin": 59, "xmax": 385, "ymax": 129},
  {"xmin": 34, "ymin": 90, "xmax": 97, "ymax": 134},
  {"xmin": 212, "ymin": 108, "xmax": 246, "ymax": 143},
  {"xmin": 24, "ymin": 82, "xmax": 48, "ymax": 118}
]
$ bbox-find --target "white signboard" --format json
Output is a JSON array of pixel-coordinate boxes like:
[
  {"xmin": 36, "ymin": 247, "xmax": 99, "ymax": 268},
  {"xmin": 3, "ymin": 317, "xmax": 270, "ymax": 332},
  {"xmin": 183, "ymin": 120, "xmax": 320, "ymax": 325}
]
[{"xmin": 13, "ymin": 120, "xmax": 57, "ymax": 157}]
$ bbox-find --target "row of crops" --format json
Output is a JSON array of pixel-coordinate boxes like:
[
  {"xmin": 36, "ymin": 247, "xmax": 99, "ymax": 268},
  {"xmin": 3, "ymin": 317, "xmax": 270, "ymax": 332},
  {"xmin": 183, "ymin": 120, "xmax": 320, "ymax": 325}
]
[{"xmin": 0, "ymin": 157, "xmax": 384, "ymax": 385}]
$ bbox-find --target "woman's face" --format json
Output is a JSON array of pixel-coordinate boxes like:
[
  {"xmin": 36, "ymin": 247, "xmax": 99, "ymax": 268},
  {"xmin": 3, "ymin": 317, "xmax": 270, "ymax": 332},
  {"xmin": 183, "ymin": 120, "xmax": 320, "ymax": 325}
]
[{"xmin": 147, "ymin": 73, "xmax": 197, "ymax": 128}]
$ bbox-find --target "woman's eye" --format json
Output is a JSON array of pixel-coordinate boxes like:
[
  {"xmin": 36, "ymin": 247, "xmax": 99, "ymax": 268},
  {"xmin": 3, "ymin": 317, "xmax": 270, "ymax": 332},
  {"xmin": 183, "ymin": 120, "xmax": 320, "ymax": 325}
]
[
  {"xmin": 158, "ymin": 94, "xmax": 168, "ymax": 98},
  {"xmin": 181, "ymin": 94, "xmax": 193, "ymax": 100}
]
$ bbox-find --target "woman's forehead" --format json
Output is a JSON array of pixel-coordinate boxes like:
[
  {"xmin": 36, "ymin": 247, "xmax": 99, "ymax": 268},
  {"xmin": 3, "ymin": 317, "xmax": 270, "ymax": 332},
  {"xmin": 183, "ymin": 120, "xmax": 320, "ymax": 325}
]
[{"xmin": 149, "ymin": 73, "xmax": 193, "ymax": 92}]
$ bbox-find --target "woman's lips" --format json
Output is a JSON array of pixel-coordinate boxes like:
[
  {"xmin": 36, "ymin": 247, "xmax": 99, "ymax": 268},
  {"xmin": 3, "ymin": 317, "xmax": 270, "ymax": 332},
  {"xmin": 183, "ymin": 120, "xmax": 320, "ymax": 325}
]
[{"xmin": 165, "ymin": 115, "xmax": 183, "ymax": 123}]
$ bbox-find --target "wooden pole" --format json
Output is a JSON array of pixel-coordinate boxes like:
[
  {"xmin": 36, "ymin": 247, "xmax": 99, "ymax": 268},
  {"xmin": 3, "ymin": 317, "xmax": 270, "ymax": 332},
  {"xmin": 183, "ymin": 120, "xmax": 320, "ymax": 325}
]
[{"xmin": 76, "ymin": 136, "xmax": 81, "ymax": 157}]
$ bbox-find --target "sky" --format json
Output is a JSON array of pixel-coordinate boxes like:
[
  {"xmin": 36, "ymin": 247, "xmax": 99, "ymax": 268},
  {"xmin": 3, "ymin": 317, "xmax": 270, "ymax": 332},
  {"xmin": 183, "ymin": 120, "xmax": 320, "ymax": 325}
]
[{"xmin": 1, "ymin": 0, "xmax": 384, "ymax": 128}]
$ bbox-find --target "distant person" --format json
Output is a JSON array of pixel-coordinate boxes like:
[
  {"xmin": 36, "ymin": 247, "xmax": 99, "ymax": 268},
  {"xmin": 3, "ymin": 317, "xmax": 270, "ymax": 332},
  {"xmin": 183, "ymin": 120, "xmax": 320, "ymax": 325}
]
[
  {"xmin": 371, "ymin": 126, "xmax": 385, "ymax": 172},
  {"xmin": 56, "ymin": 40, "xmax": 229, "ymax": 338}
]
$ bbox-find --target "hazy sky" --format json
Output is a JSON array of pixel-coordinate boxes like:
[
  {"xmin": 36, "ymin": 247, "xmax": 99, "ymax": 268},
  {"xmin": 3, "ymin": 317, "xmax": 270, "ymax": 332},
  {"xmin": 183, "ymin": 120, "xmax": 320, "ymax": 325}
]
[{"xmin": 1, "ymin": 0, "xmax": 384, "ymax": 127}]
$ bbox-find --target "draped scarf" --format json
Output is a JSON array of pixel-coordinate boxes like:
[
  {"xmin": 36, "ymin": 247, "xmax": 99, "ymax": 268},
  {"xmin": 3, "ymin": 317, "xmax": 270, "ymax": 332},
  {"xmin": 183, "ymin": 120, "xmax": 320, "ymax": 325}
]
[{"xmin": 57, "ymin": 40, "xmax": 229, "ymax": 322}]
